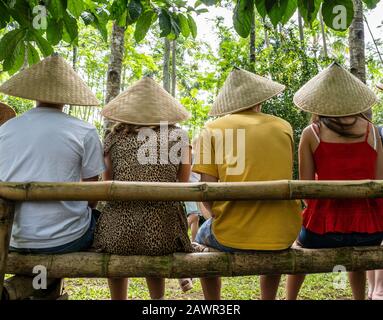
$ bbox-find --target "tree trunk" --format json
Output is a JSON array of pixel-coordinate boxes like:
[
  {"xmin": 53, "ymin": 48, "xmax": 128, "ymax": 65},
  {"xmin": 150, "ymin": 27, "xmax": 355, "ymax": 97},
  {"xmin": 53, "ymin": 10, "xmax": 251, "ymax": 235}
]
[
  {"xmin": 249, "ymin": 16, "xmax": 256, "ymax": 70},
  {"xmin": 69, "ymin": 46, "xmax": 78, "ymax": 116},
  {"xmin": 349, "ymin": 0, "xmax": 366, "ymax": 83},
  {"xmin": 263, "ymin": 18, "xmax": 270, "ymax": 48},
  {"xmin": 104, "ymin": 23, "xmax": 125, "ymax": 133},
  {"xmin": 298, "ymin": 11, "xmax": 304, "ymax": 48},
  {"xmin": 163, "ymin": 38, "xmax": 171, "ymax": 92},
  {"xmin": 319, "ymin": 7, "xmax": 328, "ymax": 58},
  {"xmin": 171, "ymin": 40, "xmax": 177, "ymax": 97}
]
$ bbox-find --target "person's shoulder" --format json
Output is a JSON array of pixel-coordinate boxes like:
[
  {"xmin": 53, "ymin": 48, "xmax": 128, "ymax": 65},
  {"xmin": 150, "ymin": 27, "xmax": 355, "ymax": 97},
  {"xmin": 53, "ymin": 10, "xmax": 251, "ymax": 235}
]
[
  {"xmin": 61, "ymin": 113, "xmax": 98, "ymax": 133},
  {"xmin": 263, "ymin": 113, "xmax": 293, "ymax": 129}
]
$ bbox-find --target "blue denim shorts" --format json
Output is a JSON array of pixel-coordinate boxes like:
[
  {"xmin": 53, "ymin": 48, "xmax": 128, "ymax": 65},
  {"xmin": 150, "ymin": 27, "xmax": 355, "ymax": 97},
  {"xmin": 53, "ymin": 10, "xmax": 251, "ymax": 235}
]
[
  {"xmin": 10, "ymin": 209, "xmax": 100, "ymax": 254},
  {"xmin": 298, "ymin": 227, "xmax": 383, "ymax": 249},
  {"xmin": 195, "ymin": 218, "xmax": 256, "ymax": 253}
]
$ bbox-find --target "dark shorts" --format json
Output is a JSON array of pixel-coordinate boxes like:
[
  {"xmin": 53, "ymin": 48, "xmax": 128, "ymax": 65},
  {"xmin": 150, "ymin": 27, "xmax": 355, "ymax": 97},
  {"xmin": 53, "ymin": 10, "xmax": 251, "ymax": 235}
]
[
  {"xmin": 298, "ymin": 227, "xmax": 383, "ymax": 249},
  {"xmin": 10, "ymin": 209, "xmax": 100, "ymax": 254}
]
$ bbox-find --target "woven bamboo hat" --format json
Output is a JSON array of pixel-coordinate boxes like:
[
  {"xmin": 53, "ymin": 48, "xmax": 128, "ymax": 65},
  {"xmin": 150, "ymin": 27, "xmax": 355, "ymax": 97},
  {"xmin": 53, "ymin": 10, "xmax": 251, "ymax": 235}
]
[
  {"xmin": 101, "ymin": 76, "xmax": 190, "ymax": 125},
  {"xmin": 377, "ymin": 83, "xmax": 383, "ymax": 91},
  {"xmin": 294, "ymin": 62, "xmax": 378, "ymax": 117},
  {"xmin": 0, "ymin": 54, "xmax": 99, "ymax": 106},
  {"xmin": 0, "ymin": 102, "xmax": 16, "ymax": 125},
  {"xmin": 209, "ymin": 67, "xmax": 285, "ymax": 116}
]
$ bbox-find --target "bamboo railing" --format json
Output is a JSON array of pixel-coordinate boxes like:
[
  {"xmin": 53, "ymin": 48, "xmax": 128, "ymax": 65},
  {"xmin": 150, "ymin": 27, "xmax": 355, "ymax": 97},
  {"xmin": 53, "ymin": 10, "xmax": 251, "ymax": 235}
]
[
  {"xmin": 1, "ymin": 180, "xmax": 383, "ymax": 201},
  {"xmin": 1, "ymin": 180, "xmax": 383, "ymax": 299}
]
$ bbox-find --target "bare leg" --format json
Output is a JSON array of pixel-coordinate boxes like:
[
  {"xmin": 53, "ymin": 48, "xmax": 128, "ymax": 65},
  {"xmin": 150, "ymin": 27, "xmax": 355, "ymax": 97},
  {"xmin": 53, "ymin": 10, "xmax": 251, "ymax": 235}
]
[
  {"xmin": 286, "ymin": 274, "xmax": 306, "ymax": 300},
  {"xmin": 188, "ymin": 214, "xmax": 199, "ymax": 242},
  {"xmin": 108, "ymin": 278, "xmax": 128, "ymax": 300},
  {"xmin": 200, "ymin": 277, "xmax": 221, "ymax": 300},
  {"xmin": 260, "ymin": 274, "xmax": 281, "ymax": 300},
  {"xmin": 367, "ymin": 270, "xmax": 375, "ymax": 299},
  {"xmin": 348, "ymin": 271, "xmax": 366, "ymax": 300},
  {"xmin": 372, "ymin": 270, "xmax": 383, "ymax": 300},
  {"xmin": 146, "ymin": 277, "xmax": 165, "ymax": 299}
]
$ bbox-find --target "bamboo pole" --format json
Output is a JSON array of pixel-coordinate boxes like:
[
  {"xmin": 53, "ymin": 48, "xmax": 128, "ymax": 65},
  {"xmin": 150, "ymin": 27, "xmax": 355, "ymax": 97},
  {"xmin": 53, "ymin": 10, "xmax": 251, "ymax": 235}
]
[
  {"xmin": 6, "ymin": 246, "xmax": 383, "ymax": 278},
  {"xmin": 0, "ymin": 199, "xmax": 15, "ymax": 299},
  {"xmin": 0, "ymin": 180, "xmax": 383, "ymax": 202}
]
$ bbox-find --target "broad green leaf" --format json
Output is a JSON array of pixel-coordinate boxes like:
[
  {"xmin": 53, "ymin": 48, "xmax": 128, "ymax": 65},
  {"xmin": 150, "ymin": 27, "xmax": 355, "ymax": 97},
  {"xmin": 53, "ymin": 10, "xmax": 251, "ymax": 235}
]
[
  {"xmin": 92, "ymin": 13, "xmax": 108, "ymax": 42},
  {"xmin": 67, "ymin": 0, "xmax": 85, "ymax": 18},
  {"xmin": 63, "ymin": 12, "xmax": 79, "ymax": 44},
  {"xmin": 27, "ymin": 43, "xmax": 40, "ymax": 66},
  {"xmin": 46, "ymin": 18, "xmax": 63, "ymax": 45},
  {"xmin": 81, "ymin": 11, "xmax": 95, "ymax": 25},
  {"xmin": 159, "ymin": 9, "xmax": 172, "ymax": 37},
  {"xmin": 282, "ymin": 0, "xmax": 298, "ymax": 24},
  {"xmin": 322, "ymin": 0, "xmax": 354, "ymax": 31},
  {"xmin": 266, "ymin": 0, "xmax": 289, "ymax": 27},
  {"xmin": 134, "ymin": 10, "xmax": 155, "ymax": 42},
  {"xmin": 5, "ymin": 41, "xmax": 25, "ymax": 74},
  {"xmin": 178, "ymin": 13, "xmax": 190, "ymax": 37},
  {"xmin": 187, "ymin": 15, "xmax": 197, "ymax": 38},
  {"xmin": 233, "ymin": 0, "xmax": 254, "ymax": 38},
  {"xmin": 32, "ymin": 31, "xmax": 54, "ymax": 57},
  {"xmin": 110, "ymin": 0, "xmax": 127, "ymax": 20},
  {"xmin": 48, "ymin": 0, "xmax": 66, "ymax": 19},
  {"xmin": 255, "ymin": 0, "xmax": 266, "ymax": 18},
  {"xmin": 362, "ymin": 0, "xmax": 380, "ymax": 9},
  {"xmin": 127, "ymin": 0, "xmax": 143, "ymax": 24},
  {"xmin": 298, "ymin": 0, "xmax": 321, "ymax": 25},
  {"xmin": 0, "ymin": 28, "xmax": 26, "ymax": 61},
  {"xmin": 170, "ymin": 15, "xmax": 181, "ymax": 38}
]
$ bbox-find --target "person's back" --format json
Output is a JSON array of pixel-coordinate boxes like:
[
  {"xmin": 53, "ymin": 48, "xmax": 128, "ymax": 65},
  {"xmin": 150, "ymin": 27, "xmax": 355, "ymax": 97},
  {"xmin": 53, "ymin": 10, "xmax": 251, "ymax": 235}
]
[
  {"xmin": 0, "ymin": 107, "xmax": 105, "ymax": 249},
  {"xmin": 301, "ymin": 116, "xmax": 383, "ymax": 235},
  {"xmin": 287, "ymin": 62, "xmax": 383, "ymax": 301},
  {"xmin": 194, "ymin": 110, "xmax": 301, "ymax": 250}
]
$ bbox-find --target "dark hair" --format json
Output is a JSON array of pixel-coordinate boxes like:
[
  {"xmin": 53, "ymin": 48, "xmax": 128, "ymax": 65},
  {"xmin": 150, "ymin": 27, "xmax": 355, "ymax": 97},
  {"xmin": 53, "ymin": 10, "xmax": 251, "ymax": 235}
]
[{"xmin": 311, "ymin": 115, "xmax": 365, "ymax": 139}]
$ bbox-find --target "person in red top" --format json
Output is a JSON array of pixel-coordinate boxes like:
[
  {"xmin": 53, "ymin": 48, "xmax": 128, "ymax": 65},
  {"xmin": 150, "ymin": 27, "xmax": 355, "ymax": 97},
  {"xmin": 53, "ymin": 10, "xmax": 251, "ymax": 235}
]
[{"xmin": 287, "ymin": 63, "xmax": 383, "ymax": 300}]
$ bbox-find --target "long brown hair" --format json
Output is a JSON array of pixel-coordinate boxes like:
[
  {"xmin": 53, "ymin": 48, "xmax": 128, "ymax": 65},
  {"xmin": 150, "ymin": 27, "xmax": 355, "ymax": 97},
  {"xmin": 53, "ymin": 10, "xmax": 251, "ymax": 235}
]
[{"xmin": 311, "ymin": 114, "xmax": 367, "ymax": 139}]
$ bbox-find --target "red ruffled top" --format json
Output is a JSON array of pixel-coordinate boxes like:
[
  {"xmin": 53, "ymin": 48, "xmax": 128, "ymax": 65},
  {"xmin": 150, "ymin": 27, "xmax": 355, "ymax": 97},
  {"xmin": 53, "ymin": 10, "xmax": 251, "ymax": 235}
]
[{"xmin": 303, "ymin": 123, "xmax": 383, "ymax": 234}]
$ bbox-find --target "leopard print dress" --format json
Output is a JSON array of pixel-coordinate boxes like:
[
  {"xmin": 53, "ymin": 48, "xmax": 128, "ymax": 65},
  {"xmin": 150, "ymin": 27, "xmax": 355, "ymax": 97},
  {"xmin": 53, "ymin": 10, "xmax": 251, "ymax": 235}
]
[{"xmin": 93, "ymin": 126, "xmax": 193, "ymax": 256}]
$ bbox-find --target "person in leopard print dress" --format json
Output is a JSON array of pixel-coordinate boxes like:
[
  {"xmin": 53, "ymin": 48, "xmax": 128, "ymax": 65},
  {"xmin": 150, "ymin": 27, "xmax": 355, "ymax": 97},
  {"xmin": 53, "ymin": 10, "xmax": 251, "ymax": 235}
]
[{"xmin": 93, "ymin": 76, "xmax": 194, "ymax": 300}]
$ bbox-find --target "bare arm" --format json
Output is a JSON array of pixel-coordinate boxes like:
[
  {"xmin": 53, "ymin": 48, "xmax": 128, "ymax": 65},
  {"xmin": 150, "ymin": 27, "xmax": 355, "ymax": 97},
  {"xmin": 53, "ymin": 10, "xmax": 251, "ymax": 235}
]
[
  {"xmin": 177, "ymin": 146, "xmax": 192, "ymax": 182},
  {"xmin": 374, "ymin": 126, "xmax": 383, "ymax": 179},
  {"xmin": 299, "ymin": 127, "xmax": 316, "ymax": 181},
  {"xmin": 82, "ymin": 175, "xmax": 100, "ymax": 209},
  {"xmin": 103, "ymin": 152, "xmax": 113, "ymax": 181},
  {"xmin": 200, "ymin": 173, "xmax": 218, "ymax": 218}
]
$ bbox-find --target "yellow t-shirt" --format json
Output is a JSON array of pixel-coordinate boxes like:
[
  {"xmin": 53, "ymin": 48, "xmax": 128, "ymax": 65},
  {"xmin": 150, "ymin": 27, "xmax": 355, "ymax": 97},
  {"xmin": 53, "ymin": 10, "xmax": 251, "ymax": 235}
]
[{"xmin": 193, "ymin": 111, "xmax": 302, "ymax": 250}]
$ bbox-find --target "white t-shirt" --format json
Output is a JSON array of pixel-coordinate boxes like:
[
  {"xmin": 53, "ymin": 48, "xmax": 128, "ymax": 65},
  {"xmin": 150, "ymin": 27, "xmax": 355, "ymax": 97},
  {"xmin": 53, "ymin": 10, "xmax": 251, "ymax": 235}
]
[{"xmin": 0, "ymin": 107, "xmax": 105, "ymax": 249}]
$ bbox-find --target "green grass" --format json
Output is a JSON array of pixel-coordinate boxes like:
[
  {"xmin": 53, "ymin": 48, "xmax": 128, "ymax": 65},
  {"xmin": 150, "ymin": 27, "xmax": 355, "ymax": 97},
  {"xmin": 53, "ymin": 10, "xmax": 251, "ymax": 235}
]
[{"xmin": 63, "ymin": 273, "xmax": 354, "ymax": 300}]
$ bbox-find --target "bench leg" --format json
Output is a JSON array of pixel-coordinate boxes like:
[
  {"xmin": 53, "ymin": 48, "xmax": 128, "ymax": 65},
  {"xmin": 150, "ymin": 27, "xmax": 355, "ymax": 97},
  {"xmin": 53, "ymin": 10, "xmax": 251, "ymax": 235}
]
[{"xmin": 0, "ymin": 199, "xmax": 15, "ymax": 300}]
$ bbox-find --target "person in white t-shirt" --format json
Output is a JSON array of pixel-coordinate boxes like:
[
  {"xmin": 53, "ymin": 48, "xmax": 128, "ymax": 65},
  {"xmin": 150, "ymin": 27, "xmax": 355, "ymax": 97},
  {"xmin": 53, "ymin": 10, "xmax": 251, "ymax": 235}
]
[{"xmin": 0, "ymin": 54, "xmax": 105, "ymax": 254}]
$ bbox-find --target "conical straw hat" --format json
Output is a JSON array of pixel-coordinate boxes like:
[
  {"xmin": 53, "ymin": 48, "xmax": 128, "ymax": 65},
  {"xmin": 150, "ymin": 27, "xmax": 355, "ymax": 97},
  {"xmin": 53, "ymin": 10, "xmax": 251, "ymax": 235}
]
[
  {"xmin": 377, "ymin": 83, "xmax": 383, "ymax": 91},
  {"xmin": 294, "ymin": 62, "xmax": 378, "ymax": 117},
  {"xmin": 0, "ymin": 102, "xmax": 16, "ymax": 125},
  {"xmin": 0, "ymin": 54, "xmax": 99, "ymax": 106},
  {"xmin": 209, "ymin": 67, "xmax": 285, "ymax": 116},
  {"xmin": 101, "ymin": 77, "xmax": 190, "ymax": 125}
]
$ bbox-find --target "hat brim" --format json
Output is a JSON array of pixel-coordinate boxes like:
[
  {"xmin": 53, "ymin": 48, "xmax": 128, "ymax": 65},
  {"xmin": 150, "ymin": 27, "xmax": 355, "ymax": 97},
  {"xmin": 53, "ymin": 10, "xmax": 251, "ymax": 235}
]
[
  {"xmin": 293, "ymin": 95, "xmax": 377, "ymax": 117},
  {"xmin": 208, "ymin": 85, "xmax": 286, "ymax": 117}
]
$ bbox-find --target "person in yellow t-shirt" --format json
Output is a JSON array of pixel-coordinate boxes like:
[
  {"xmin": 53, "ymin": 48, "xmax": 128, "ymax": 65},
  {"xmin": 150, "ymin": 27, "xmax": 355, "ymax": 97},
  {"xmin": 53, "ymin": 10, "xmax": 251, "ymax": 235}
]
[{"xmin": 192, "ymin": 68, "xmax": 302, "ymax": 300}]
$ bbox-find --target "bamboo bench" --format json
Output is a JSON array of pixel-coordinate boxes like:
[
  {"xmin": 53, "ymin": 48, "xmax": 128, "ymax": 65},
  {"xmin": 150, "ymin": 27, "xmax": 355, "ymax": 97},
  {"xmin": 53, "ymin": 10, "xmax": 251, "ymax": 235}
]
[{"xmin": 2, "ymin": 180, "xmax": 383, "ymax": 299}]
